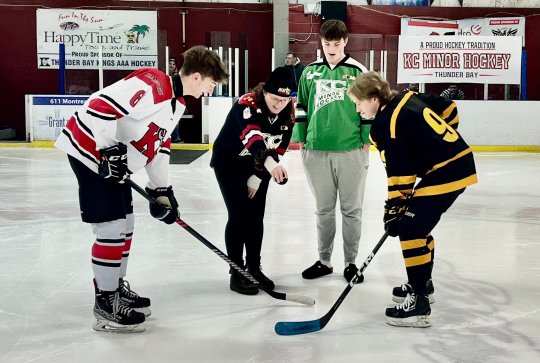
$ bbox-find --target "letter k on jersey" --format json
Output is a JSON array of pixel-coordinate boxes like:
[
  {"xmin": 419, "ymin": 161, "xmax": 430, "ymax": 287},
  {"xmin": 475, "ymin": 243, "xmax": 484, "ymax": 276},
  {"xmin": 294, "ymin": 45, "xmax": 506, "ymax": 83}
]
[{"xmin": 131, "ymin": 122, "xmax": 167, "ymax": 163}]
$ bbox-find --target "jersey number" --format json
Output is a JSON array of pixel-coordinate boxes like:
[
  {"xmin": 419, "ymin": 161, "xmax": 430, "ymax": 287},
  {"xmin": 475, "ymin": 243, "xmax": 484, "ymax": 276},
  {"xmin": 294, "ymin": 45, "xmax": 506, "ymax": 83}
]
[{"xmin": 423, "ymin": 108, "xmax": 459, "ymax": 142}]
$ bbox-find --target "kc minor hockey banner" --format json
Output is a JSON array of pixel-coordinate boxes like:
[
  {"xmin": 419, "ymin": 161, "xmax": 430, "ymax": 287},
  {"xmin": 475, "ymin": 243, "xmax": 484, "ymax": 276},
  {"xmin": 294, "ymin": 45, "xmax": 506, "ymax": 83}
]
[
  {"xmin": 397, "ymin": 36, "xmax": 522, "ymax": 84},
  {"xmin": 36, "ymin": 9, "xmax": 157, "ymax": 70}
]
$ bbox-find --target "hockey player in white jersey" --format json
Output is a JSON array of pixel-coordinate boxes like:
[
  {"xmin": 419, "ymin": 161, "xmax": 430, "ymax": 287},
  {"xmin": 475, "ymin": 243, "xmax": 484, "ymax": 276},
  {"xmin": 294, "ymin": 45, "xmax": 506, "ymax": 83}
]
[{"xmin": 55, "ymin": 46, "xmax": 228, "ymax": 333}]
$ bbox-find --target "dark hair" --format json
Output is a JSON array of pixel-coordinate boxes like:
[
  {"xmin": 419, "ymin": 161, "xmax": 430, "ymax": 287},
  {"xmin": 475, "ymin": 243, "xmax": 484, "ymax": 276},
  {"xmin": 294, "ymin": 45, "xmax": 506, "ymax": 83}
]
[
  {"xmin": 180, "ymin": 45, "xmax": 229, "ymax": 83},
  {"xmin": 287, "ymin": 51, "xmax": 298, "ymax": 58},
  {"xmin": 251, "ymin": 82, "xmax": 294, "ymax": 123},
  {"xmin": 320, "ymin": 20, "xmax": 348, "ymax": 41}
]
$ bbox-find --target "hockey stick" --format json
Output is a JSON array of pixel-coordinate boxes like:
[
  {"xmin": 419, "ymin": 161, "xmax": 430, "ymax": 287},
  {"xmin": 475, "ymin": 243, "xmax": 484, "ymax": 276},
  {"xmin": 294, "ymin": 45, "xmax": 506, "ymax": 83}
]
[
  {"xmin": 274, "ymin": 230, "xmax": 390, "ymax": 335},
  {"xmin": 127, "ymin": 179, "xmax": 315, "ymax": 306}
]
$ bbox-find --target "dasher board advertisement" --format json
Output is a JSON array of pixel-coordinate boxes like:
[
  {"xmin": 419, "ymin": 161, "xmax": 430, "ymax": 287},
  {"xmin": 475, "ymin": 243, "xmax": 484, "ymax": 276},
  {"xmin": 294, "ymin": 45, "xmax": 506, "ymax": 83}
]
[
  {"xmin": 26, "ymin": 95, "xmax": 88, "ymax": 141},
  {"xmin": 397, "ymin": 35, "xmax": 522, "ymax": 84},
  {"xmin": 36, "ymin": 9, "xmax": 157, "ymax": 70}
]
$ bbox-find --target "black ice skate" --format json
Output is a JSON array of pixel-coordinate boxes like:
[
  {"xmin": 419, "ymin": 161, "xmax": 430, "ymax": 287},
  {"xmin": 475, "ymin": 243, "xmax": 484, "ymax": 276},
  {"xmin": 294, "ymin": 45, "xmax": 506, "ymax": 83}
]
[
  {"xmin": 385, "ymin": 292, "xmax": 431, "ymax": 328},
  {"xmin": 93, "ymin": 288, "xmax": 146, "ymax": 333},
  {"xmin": 119, "ymin": 278, "xmax": 152, "ymax": 317},
  {"xmin": 392, "ymin": 279, "xmax": 435, "ymax": 304}
]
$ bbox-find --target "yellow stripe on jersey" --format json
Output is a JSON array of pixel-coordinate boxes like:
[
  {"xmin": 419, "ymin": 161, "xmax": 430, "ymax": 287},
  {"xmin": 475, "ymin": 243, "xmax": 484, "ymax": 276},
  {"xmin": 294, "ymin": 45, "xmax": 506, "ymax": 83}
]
[
  {"xmin": 390, "ymin": 91, "xmax": 415, "ymax": 139},
  {"xmin": 427, "ymin": 238, "xmax": 435, "ymax": 251},
  {"xmin": 426, "ymin": 148, "xmax": 473, "ymax": 175},
  {"xmin": 440, "ymin": 102, "xmax": 456, "ymax": 120},
  {"xmin": 400, "ymin": 239, "xmax": 425, "ymax": 250},
  {"xmin": 388, "ymin": 175, "xmax": 417, "ymax": 186},
  {"xmin": 448, "ymin": 114, "xmax": 459, "ymax": 127},
  {"xmin": 388, "ymin": 190, "xmax": 412, "ymax": 199},
  {"xmin": 405, "ymin": 252, "xmax": 432, "ymax": 267},
  {"xmin": 414, "ymin": 174, "xmax": 478, "ymax": 196}
]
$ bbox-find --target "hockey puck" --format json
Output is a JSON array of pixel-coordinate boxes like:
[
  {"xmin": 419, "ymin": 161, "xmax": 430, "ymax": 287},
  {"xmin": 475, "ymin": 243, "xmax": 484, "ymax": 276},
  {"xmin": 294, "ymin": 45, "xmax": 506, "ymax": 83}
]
[{"xmin": 278, "ymin": 177, "xmax": 288, "ymax": 185}]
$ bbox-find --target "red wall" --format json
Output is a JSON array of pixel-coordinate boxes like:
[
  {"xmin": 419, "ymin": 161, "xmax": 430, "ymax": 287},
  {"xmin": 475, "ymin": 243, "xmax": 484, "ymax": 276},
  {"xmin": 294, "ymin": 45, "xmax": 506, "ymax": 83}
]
[
  {"xmin": 0, "ymin": 1, "xmax": 273, "ymax": 140},
  {"xmin": 1, "ymin": 2, "xmax": 538, "ymax": 140}
]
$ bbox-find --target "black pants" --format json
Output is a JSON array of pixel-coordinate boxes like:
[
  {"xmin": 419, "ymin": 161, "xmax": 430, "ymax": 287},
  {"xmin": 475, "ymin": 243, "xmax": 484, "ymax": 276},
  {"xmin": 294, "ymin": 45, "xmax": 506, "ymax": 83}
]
[
  {"xmin": 398, "ymin": 189, "xmax": 465, "ymax": 293},
  {"xmin": 213, "ymin": 160, "xmax": 270, "ymax": 269}
]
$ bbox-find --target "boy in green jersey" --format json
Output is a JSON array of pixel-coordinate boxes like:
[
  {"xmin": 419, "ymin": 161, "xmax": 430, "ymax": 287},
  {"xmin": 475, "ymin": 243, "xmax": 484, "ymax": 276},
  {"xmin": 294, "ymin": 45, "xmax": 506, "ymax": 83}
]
[{"xmin": 292, "ymin": 20, "xmax": 371, "ymax": 283}]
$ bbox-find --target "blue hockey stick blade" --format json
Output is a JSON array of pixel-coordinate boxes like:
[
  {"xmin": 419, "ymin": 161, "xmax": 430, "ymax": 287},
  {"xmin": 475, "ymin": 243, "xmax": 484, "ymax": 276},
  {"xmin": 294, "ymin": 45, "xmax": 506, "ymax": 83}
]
[{"xmin": 274, "ymin": 320, "xmax": 322, "ymax": 336}]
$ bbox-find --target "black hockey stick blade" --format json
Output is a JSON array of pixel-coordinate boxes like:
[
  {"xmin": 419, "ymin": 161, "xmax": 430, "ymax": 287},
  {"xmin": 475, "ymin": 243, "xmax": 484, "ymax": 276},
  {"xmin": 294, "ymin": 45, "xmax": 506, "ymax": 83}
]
[
  {"xmin": 127, "ymin": 179, "xmax": 315, "ymax": 306},
  {"xmin": 275, "ymin": 230, "xmax": 390, "ymax": 335}
]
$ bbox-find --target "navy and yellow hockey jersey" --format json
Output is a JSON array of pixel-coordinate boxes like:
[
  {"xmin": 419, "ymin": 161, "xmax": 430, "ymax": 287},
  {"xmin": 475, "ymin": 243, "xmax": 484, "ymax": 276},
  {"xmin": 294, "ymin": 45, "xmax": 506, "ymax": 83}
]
[{"xmin": 369, "ymin": 91, "xmax": 477, "ymax": 200}]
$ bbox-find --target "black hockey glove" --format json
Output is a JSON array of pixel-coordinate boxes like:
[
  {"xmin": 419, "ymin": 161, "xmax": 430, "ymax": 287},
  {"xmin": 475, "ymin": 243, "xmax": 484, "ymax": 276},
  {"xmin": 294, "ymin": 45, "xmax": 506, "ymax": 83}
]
[
  {"xmin": 145, "ymin": 186, "xmax": 180, "ymax": 224},
  {"xmin": 98, "ymin": 143, "xmax": 129, "ymax": 182},
  {"xmin": 383, "ymin": 198, "xmax": 408, "ymax": 237}
]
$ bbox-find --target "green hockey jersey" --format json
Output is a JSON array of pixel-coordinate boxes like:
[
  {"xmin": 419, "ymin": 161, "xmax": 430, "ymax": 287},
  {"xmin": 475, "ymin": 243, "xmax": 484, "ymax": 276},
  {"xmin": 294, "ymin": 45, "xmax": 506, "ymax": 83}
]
[{"xmin": 292, "ymin": 54, "xmax": 369, "ymax": 151}]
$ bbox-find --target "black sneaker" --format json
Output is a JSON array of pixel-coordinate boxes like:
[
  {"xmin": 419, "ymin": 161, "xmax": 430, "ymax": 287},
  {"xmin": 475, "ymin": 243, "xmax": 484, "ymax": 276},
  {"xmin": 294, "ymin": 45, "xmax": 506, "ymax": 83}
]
[
  {"xmin": 93, "ymin": 288, "xmax": 146, "ymax": 333},
  {"xmin": 392, "ymin": 279, "xmax": 435, "ymax": 304},
  {"xmin": 385, "ymin": 292, "xmax": 431, "ymax": 328},
  {"xmin": 344, "ymin": 263, "xmax": 364, "ymax": 284},
  {"xmin": 230, "ymin": 269, "xmax": 259, "ymax": 295},
  {"xmin": 302, "ymin": 261, "xmax": 333, "ymax": 279},
  {"xmin": 247, "ymin": 266, "xmax": 275, "ymax": 291},
  {"xmin": 118, "ymin": 279, "xmax": 151, "ymax": 317}
]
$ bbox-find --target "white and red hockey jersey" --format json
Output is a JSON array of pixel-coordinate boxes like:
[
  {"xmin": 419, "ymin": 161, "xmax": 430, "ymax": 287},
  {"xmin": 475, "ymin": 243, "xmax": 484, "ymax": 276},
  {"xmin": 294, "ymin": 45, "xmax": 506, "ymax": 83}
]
[{"xmin": 55, "ymin": 68, "xmax": 186, "ymax": 188}]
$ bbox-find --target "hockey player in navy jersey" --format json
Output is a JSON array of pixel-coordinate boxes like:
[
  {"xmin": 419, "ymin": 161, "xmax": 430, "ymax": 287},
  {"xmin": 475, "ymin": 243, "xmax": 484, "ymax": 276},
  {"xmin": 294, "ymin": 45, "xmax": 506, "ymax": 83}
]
[
  {"xmin": 348, "ymin": 71, "xmax": 477, "ymax": 327},
  {"xmin": 211, "ymin": 67, "xmax": 294, "ymax": 295},
  {"xmin": 55, "ymin": 46, "xmax": 228, "ymax": 332}
]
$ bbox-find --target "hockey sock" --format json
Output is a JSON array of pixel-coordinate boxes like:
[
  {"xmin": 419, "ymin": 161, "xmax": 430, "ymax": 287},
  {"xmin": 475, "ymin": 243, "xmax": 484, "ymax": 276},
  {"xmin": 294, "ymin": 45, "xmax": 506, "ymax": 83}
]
[
  {"xmin": 119, "ymin": 213, "xmax": 134, "ymax": 279},
  {"xmin": 91, "ymin": 219, "xmax": 127, "ymax": 291}
]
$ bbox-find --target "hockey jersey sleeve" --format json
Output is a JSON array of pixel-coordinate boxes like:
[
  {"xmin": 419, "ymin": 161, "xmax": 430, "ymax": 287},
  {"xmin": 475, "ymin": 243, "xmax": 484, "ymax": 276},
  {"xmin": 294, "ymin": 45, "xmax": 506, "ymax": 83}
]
[
  {"xmin": 144, "ymin": 137, "xmax": 172, "ymax": 189},
  {"xmin": 86, "ymin": 68, "xmax": 174, "ymax": 150}
]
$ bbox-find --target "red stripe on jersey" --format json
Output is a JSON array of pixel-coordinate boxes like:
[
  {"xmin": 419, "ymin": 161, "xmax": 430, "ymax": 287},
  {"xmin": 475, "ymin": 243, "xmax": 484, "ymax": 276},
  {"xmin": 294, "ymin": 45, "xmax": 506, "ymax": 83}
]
[
  {"xmin": 276, "ymin": 147, "xmax": 286, "ymax": 155},
  {"xmin": 124, "ymin": 68, "xmax": 173, "ymax": 104},
  {"xmin": 92, "ymin": 241, "xmax": 124, "ymax": 261},
  {"xmin": 244, "ymin": 135, "xmax": 264, "ymax": 150},
  {"xmin": 177, "ymin": 97, "xmax": 186, "ymax": 106},
  {"xmin": 65, "ymin": 117, "xmax": 100, "ymax": 160},
  {"xmin": 123, "ymin": 237, "xmax": 132, "ymax": 253},
  {"xmin": 240, "ymin": 124, "xmax": 262, "ymax": 141},
  {"xmin": 88, "ymin": 98, "xmax": 125, "ymax": 119}
]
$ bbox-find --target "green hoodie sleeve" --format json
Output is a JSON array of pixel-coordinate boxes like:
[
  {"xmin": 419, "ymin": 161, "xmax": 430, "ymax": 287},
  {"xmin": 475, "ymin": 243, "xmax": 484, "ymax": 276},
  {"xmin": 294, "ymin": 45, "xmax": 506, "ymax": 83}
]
[{"xmin": 360, "ymin": 122, "xmax": 372, "ymax": 146}]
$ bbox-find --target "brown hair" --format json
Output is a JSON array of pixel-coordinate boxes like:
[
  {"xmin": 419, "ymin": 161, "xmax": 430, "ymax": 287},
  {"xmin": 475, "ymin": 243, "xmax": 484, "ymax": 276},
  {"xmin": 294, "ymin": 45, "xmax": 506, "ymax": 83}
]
[
  {"xmin": 348, "ymin": 71, "xmax": 398, "ymax": 106},
  {"xmin": 251, "ymin": 82, "xmax": 294, "ymax": 123},
  {"xmin": 180, "ymin": 45, "xmax": 229, "ymax": 83},
  {"xmin": 319, "ymin": 20, "xmax": 348, "ymax": 41}
]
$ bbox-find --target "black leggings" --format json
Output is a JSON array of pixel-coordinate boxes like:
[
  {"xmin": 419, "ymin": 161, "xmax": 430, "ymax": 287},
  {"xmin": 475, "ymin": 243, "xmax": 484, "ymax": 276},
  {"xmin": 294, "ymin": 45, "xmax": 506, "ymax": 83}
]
[{"xmin": 213, "ymin": 161, "xmax": 270, "ymax": 269}]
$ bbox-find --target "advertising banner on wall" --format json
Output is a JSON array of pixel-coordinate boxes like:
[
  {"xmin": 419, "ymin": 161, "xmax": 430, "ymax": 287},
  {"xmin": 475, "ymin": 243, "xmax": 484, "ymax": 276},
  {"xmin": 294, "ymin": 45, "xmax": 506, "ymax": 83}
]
[
  {"xmin": 397, "ymin": 35, "xmax": 522, "ymax": 84},
  {"xmin": 36, "ymin": 9, "xmax": 157, "ymax": 70},
  {"xmin": 25, "ymin": 95, "xmax": 88, "ymax": 141},
  {"xmin": 401, "ymin": 17, "xmax": 525, "ymax": 45}
]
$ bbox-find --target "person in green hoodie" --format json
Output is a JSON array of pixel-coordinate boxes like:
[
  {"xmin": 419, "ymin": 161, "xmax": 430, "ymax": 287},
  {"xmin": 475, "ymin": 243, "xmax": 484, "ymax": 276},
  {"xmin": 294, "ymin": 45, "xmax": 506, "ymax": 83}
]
[{"xmin": 292, "ymin": 20, "xmax": 370, "ymax": 283}]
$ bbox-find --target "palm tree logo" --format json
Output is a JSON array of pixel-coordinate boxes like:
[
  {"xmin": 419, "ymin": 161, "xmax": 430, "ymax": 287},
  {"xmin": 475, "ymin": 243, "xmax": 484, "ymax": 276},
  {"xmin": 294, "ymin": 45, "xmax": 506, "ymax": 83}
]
[{"xmin": 128, "ymin": 24, "xmax": 150, "ymax": 43}]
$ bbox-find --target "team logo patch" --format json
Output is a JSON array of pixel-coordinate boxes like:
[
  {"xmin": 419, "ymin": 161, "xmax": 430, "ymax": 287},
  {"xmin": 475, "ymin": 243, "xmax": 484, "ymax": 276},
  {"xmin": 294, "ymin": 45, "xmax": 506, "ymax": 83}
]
[
  {"xmin": 277, "ymin": 87, "xmax": 291, "ymax": 96},
  {"xmin": 243, "ymin": 107, "xmax": 252, "ymax": 119},
  {"xmin": 342, "ymin": 75, "xmax": 356, "ymax": 81}
]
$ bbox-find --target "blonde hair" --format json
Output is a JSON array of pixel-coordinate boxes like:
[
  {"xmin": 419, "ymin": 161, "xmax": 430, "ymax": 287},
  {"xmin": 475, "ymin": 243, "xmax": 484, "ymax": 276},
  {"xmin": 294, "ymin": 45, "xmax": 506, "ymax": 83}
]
[{"xmin": 348, "ymin": 71, "xmax": 398, "ymax": 106}]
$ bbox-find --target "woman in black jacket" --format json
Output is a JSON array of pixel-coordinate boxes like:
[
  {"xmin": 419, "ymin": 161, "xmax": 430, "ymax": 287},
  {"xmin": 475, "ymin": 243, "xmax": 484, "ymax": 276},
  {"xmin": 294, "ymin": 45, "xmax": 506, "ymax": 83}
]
[{"xmin": 211, "ymin": 67, "xmax": 295, "ymax": 295}]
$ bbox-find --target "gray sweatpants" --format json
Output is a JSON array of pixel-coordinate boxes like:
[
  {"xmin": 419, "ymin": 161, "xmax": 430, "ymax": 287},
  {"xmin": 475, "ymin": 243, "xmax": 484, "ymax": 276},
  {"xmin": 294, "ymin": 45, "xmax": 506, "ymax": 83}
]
[{"xmin": 302, "ymin": 148, "xmax": 369, "ymax": 264}]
